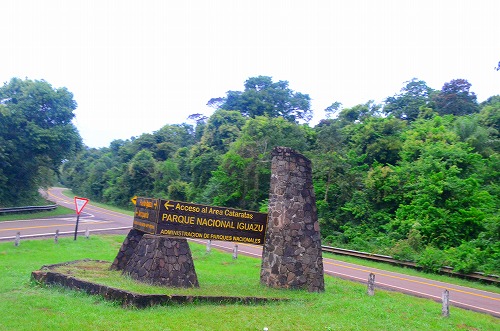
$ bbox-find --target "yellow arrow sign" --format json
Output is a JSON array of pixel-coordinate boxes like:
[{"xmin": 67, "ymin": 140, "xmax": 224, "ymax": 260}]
[
  {"xmin": 164, "ymin": 201, "xmax": 174, "ymax": 210},
  {"xmin": 131, "ymin": 196, "xmax": 137, "ymax": 205}
]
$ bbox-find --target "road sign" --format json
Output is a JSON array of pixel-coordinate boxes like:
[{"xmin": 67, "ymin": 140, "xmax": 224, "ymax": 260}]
[
  {"xmin": 132, "ymin": 197, "xmax": 268, "ymax": 245},
  {"xmin": 74, "ymin": 196, "xmax": 89, "ymax": 215}
]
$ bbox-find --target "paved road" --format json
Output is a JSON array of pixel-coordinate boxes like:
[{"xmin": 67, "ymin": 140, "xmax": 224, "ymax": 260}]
[
  {"xmin": 0, "ymin": 187, "xmax": 132, "ymax": 240},
  {"xmin": 1, "ymin": 187, "xmax": 498, "ymax": 318}
]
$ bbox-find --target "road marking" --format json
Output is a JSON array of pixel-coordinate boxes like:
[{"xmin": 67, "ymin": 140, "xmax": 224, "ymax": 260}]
[
  {"xmin": 325, "ymin": 270, "xmax": 499, "ymax": 316},
  {"xmin": 323, "ymin": 260, "xmax": 500, "ymax": 301},
  {"xmin": 0, "ymin": 226, "xmax": 132, "ymax": 240},
  {"xmin": 0, "ymin": 220, "xmax": 112, "ymax": 232},
  {"xmin": 46, "ymin": 190, "xmax": 134, "ymax": 219}
]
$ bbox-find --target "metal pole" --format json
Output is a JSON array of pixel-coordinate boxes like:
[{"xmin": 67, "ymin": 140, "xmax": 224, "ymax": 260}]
[{"xmin": 74, "ymin": 214, "xmax": 80, "ymax": 240}]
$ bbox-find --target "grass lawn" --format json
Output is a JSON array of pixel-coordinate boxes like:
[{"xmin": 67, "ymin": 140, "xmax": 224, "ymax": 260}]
[
  {"xmin": 0, "ymin": 235, "xmax": 498, "ymax": 331},
  {"xmin": 0, "ymin": 205, "xmax": 75, "ymax": 222}
]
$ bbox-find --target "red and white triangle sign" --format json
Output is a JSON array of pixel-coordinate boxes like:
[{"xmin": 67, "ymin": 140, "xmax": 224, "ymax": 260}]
[{"xmin": 74, "ymin": 196, "xmax": 89, "ymax": 215}]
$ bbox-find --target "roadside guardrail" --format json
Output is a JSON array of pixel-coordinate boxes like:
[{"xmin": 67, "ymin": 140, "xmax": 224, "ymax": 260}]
[
  {"xmin": 322, "ymin": 245, "xmax": 499, "ymax": 285},
  {"xmin": 0, "ymin": 205, "xmax": 57, "ymax": 214}
]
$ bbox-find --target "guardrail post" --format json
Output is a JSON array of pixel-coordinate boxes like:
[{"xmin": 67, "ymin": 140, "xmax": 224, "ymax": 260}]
[
  {"xmin": 442, "ymin": 289, "xmax": 450, "ymax": 317},
  {"xmin": 233, "ymin": 244, "xmax": 238, "ymax": 259},
  {"xmin": 367, "ymin": 273, "xmax": 375, "ymax": 296},
  {"xmin": 206, "ymin": 240, "xmax": 211, "ymax": 253},
  {"xmin": 55, "ymin": 229, "xmax": 59, "ymax": 244},
  {"xmin": 15, "ymin": 232, "xmax": 21, "ymax": 246}
]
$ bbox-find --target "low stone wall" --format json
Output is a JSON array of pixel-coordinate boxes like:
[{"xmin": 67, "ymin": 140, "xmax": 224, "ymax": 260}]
[
  {"xmin": 31, "ymin": 260, "xmax": 287, "ymax": 308},
  {"xmin": 123, "ymin": 235, "xmax": 199, "ymax": 288}
]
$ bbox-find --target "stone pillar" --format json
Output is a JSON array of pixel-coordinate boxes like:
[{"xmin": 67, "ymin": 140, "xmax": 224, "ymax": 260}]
[
  {"xmin": 110, "ymin": 229, "xmax": 145, "ymax": 271},
  {"xmin": 260, "ymin": 146, "xmax": 325, "ymax": 292},
  {"xmin": 123, "ymin": 235, "xmax": 199, "ymax": 288}
]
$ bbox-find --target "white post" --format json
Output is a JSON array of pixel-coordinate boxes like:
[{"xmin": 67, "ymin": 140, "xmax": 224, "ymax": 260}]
[
  {"xmin": 442, "ymin": 289, "xmax": 450, "ymax": 317},
  {"xmin": 85, "ymin": 228, "xmax": 90, "ymax": 239},
  {"xmin": 367, "ymin": 273, "xmax": 375, "ymax": 296},
  {"xmin": 15, "ymin": 232, "xmax": 21, "ymax": 246},
  {"xmin": 233, "ymin": 244, "xmax": 238, "ymax": 259},
  {"xmin": 206, "ymin": 240, "xmax": 211, "ymax": 253},
  {"xmin": 55, "ymin": 229, "xmax": 59, "ymax": 244}
]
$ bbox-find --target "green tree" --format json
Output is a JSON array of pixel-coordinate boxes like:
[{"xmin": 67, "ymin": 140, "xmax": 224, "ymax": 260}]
[
  {"xmin": 433, "ymin": 79, "xmax": 479, "ymax": 116},
  {"xmin": 389, "ymin": 116, "xmax": 494, "ymax": 249},
  {"xmin": 204, "ymin": 116, "xmax": 312, "ymax": 210},
  {"xmin": 0, "ymin": 78, "xmax": 82, "ymax": 206},
  {"xmin": 219, "ymin": 76, "xmax": 312, "ymax": 122},
  {"xmin": 384, "ymin": 78, "xmax": 434, "ymax": 120}
]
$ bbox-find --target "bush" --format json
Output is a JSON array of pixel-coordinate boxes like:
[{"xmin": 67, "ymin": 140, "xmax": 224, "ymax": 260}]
[
  {"xmin": 416, "ymin": 246, "xmax": 446, "ymax": 273},
  {"xmin": 390, "ymin": 240, "xmax": 417, "ymax": 261},
  {"xmin": 445, "ymin": 242, "xmax": 483, "ymax": 274}
]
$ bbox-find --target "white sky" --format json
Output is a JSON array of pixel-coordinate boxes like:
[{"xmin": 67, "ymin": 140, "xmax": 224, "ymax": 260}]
[{"xmin": 2, "ymin": 0, "xmax": 499, "ymax": 148}]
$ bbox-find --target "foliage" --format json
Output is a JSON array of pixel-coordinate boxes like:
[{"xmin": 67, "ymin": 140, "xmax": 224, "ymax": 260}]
[
  {"xmin": 416, "ymin": 246, "xmax": 447, "ymax": 273},
  {"xmin": 52, "ymin": 75, "xmax": 500, "ymax": 274},
  {"xmin": 218, "ymin": 75, "xmax": 312, "ymax": 122},
  {"xmin": 384, "ymin": 78, "xmax": 434, "ymax": 121},
  {"xmin": 0, "ymin": 78, "xmax": 82, "ymax": 206},
  {"xmin": 433, "ymin": 79, "xmax": 479, "ymax": 116}
]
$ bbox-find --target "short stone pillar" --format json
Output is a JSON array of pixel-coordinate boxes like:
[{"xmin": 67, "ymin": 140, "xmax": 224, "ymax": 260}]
[
  {"xmin": 123, "ymin": 234, "xmax": 199, "ymax": 288},
  {"xmin": 110, "ymin": 229, "xmax": 145, "ymax": 271},
  {"xmin": 260, "ymin": 146, "xmax": 325, "ymax": 292}
]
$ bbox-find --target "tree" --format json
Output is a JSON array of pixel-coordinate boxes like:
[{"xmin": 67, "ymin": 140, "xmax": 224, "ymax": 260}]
[
  {"xmin": 324, "ymin": 102, "xmax": 342, "ymax": 119},
  {"xmin": 203, "ymin": 116, "xmax": 313, "ymax": 210},
  {"xmin": 384, "ymin": 78, "xmax": 433, "ymax": 120},
  {"xmin": 433, "ymin": 79, "xmax": 479, "ymax": 116},
  {"xmin": 337, "ymin": 101, "xmax": 381, "ymax": 123},
  {"xmin": 218, "ymin": 76, "xmax": 312, "ymax": 122},
  {"xmin": 388, "ymin": 116, "xmax": 494, "ymax": 249},
  {"xmin": 0, "ymin": 78, "xmax": 82, "ymax": 206}
]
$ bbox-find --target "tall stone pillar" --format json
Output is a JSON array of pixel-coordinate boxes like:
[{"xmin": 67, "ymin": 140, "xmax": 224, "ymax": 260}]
[{"xmin": 260, "ymin": 146, "xmax": 324, "ymax": 292}]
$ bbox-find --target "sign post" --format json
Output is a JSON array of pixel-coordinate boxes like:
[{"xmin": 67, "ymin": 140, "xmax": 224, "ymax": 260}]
[{"xmin": 74, "ymin": 196, "xmax": 89, "ymax": 240}]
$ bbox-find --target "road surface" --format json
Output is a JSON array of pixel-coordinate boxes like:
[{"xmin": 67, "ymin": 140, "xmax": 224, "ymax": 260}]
[{"xmin": 0, "ymin": 187, "xmax": 498, "ymax": 318}]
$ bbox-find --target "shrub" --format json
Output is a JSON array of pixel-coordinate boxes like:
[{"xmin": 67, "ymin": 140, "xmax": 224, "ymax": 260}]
[{"xmin": 416, "ymin": 246, "xmax": 446, "ymax": 273}]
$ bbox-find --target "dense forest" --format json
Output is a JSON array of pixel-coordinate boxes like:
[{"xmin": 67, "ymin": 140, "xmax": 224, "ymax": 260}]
[{"xmin": 1, "ymin": 76, "xmax": 498, "ymax": 275}]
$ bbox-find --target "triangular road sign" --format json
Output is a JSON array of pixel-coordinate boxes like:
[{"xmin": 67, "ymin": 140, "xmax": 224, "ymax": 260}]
[{"xmin": 74, "ymin": 196, "xmax": 89, "ymax": 215}]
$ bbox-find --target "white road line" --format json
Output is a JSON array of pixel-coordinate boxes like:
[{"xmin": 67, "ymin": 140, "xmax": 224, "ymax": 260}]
[{"xmin": 0, "ymin": 226, "xmax": 132, "ymax": 240}]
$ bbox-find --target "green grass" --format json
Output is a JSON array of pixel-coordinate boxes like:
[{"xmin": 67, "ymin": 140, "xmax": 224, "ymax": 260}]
[
  {"xmin": 6, "ymin": 187, "xmax": 499, "ymax": 296},
  {"xmin": 0, "ymin": 205, "xmax": 75, "ymax": 222},
  {"xmin": 0, "ymin": 235, "xmax": 498, "ymax": 331}
]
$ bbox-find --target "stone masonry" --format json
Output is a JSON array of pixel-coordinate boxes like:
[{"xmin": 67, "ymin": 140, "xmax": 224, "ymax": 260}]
[
  {"xmin": 123, "ymin": 234, "xmax": 199, "ymax": 288},
  {"xmin": 110, "ymin": 229, "xmax": 145, "ymax": 271},
  {"xmin": 260, "ymin": 146, "xmax": 325, "ymax": 292}
]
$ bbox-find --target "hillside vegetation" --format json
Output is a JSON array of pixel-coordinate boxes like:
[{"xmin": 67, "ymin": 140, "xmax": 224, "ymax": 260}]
[{"xmin": 60, "ymin": 76, "xmax": 499, "ymax": 275}]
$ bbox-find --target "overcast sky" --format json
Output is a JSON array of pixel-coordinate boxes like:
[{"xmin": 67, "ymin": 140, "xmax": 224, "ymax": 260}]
[{"xmin": 2, "ymin": 0, "xmax": 499, "ymax": 148}]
